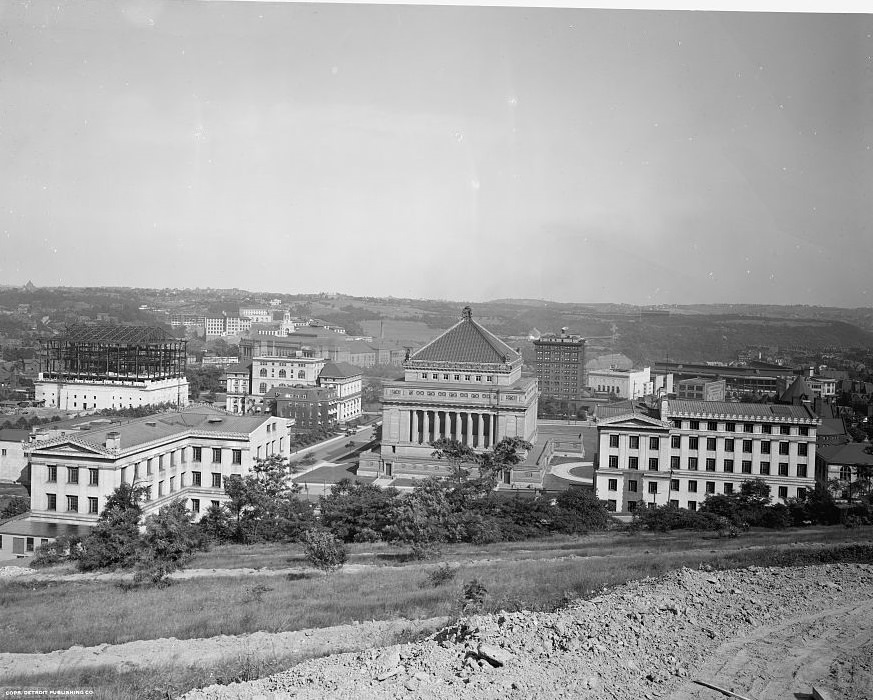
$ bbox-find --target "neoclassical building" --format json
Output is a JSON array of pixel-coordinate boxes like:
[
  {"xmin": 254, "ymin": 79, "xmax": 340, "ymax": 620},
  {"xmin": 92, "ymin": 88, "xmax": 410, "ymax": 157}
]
[{"xmin": 359, "ymin": 307, "xmax": 539, "ymax": 481}]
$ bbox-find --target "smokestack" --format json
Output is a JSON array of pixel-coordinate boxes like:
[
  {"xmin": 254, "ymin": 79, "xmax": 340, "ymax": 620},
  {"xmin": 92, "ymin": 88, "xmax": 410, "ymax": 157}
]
[{"xmin": 105, "ymin": 431, "xmax": 121, "ymax": 450}]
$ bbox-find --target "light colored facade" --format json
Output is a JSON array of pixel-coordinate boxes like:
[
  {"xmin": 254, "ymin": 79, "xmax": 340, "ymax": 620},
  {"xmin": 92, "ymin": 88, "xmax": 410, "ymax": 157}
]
[
  {"xmin": 595, "ymin": 400, "xmax": 819, "ymax": 513},
  {"xmin": 361, "ymin": 307, "xmax": 539, "ymax": 483},
  {"xmin": 807, "ymin": 376, "xmax": 838, "ymax": 400},
  {"xmin": 25, "ymin": 408, "xmax": 291, "ymax": 525},
  {"xmin": 589, "ymin": 367, "xmax": 652, "ymax": 399},
  {"xmin": 675, "ymin": 377, "xmax": 727, "ymax": 401},
  {"xmin": 36, "ymin": 377, "xmax": 189, "ymax": 412},
  {"xmin": 239, "ymin": 307, "xmax": 272, "ymax": 324},
  {"xmin": 0, "ymin": 429, "xmax": 29, "ymax": 483},
  {"xmin": 815, "ymin": 442, "xmax": 873, "ymax": 501},
  {"xmin": 317, "ymin": 362, "xmax": 363, "ymax": 424},
  {"xmin": 252, "ymin": 355, "xmax": 324, "ymax": 397}
]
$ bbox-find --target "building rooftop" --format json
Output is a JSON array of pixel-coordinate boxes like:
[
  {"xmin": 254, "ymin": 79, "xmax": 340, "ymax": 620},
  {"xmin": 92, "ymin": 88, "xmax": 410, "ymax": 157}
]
[
  {"xmin": 667, "ymin": 400, "xmax": 819, "ymax": 422},
  {"xmin": 0, "ymin": 516, "xmax": 93, "ymax": 539},
  {"xmin": 319, "ymin": 361, "xmax": 363, "ymax": 379},
  {"xmin": 28, "ymin": 407, "xmax": 273, "ymax": 456},
  {"xmin": 409, "ymin": 307, "xmax": 520, "ymax": 366},
  {"xmin": 817, "ymin": 441, "xmax": 873, "ymax": 465},
  {"xmin": 0, "ymin": 429, "xmax": 30, "ymax": 443},
  {"xmin": 779, "ymin": 376, "xmax": 813, "ymax": 403}
]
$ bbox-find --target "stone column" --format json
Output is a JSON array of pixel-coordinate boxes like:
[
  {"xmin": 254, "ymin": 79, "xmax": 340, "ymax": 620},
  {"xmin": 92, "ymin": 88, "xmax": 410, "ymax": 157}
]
[
  {"xmin": 483, "ymin": 414, "xmax": 490, "ymax": 449},
  {"xmin": 423, "ymin": 410, "xmax": 431, "ymax": 444},
  {"xmin": 466, "ymin": 412, "xmax": 474, "ymax": 446}
]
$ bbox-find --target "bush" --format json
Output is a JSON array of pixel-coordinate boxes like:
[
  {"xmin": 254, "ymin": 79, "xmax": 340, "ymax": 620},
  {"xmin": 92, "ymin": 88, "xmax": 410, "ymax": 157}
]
[
  {"xmin": 302, "ymin": 529, "xmax": 347, "ymax": 573},
  {"xmin": 420, "ymin": 563, "xmax": 459, "ymax": 589},
  {"xmin": 632, "ymin": 505, "xmax": 726, "ymax": 532},
  {"xmin": 319, "ymin": 480, "xmax": 399, "ymax": 543},
  {"xmin": 0, "ymin": 496, "xmax": 29, "ymax": 521},
  {"xmin": 460, "ymin": 578, "xmax": 489, "ymax": 615},
  {"xmin": 554, "ymin": 488, "xmax": 611, "ymax": 533},
  {"xmin": 30, "ymin": 535, "xmax": 81, "ymax": 568}
]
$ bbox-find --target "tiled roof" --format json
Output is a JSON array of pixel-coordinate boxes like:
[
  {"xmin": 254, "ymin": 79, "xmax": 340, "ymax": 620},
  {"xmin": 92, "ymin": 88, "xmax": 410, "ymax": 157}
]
[
  {"xmin": 667, "ymin": 400, "xmax": 819, "ymax": 422},
  {"xmin": 817, "ymin": 441, "xmax": 873, "ymax": 465},
  {"xmin": 410, "ymin": 307, "xmax": 520, "ymax": 365},
  {"xmin": 779, "ymin": 376, "xmax": 812, "ymax": 403},
  {"xmin": 0, "ymin": 429, "xmax": 30, "ymax": 443},
  {"xmin": 319, "ymin": 361, "xmax": 363, "ymax": 379}
]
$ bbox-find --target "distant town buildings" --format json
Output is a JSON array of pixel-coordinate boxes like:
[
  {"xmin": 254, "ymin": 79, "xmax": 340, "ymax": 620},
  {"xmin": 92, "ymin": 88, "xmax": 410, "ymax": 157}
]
[
  {"xmin": 675, "ymin": 377, "xmax": 727, "ymax": 401},
  {"xmin": 595, "ymin": 399, "xmax": 819, "ymax": 513},
  {"xmin": 587, "ymin": 366, "xmax": 673, "ymax": 400},
  {"xmin": 34, "ymin": 325, "xmax": 189, "ymax": 411}
]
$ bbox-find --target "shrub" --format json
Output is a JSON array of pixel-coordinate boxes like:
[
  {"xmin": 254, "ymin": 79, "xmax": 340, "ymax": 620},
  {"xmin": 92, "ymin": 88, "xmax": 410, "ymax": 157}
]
[
  {"xmin": 302, "ymin": 529, "xmax": 347, "ymax": 573},
  {"xmin": 0, "ymin": 496, "xmax": 29, "ymax": 521},
  {"xmin": 319, "ymin": 480, "xmax": 399, "ymax": 543},
  {"xmin": 420, "ymin": 563, "xmax": 459, "ymax": 589},
  {"xmin": 554, "ymin": 488, "xmax": 611, "ymax": 533},
  {"xmin": 632, "ymin": 505, "xmax": 726, "ymax": 532},
  {"xmin": 460, "ymin": 578, "xmax": 489, "ymax": 615},
  {"xmin": 30, "ymin": 535, "xmax": 80, "ymax": 568}
]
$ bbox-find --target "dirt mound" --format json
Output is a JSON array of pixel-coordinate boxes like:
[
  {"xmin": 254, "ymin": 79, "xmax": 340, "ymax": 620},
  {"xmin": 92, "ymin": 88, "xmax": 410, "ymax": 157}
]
[{"xmin": 181, "ymin": 563, "xmax": 873, "ymax": 699}]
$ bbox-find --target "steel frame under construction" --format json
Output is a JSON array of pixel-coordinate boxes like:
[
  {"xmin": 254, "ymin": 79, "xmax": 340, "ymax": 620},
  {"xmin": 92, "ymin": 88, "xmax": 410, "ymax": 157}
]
[{"xmin": 40, "ymin": 324, "xmax": 187, "ymax": 383}]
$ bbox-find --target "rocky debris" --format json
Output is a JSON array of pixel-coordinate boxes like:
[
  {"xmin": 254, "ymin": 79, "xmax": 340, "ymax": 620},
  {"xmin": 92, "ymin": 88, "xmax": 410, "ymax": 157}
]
[{"xmin": 181, "ymin": 563, "xmax": 873, "ymax": 699}]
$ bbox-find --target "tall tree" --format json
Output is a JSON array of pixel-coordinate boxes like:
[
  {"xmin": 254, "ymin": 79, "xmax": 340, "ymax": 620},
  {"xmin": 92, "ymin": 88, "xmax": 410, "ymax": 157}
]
[{"xmin": 430, "ymin": 438, "xmax": 477, "ymax": 485}]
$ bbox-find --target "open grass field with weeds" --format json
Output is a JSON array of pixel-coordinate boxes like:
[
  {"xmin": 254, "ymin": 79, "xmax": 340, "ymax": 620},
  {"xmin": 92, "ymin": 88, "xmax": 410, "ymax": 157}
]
[{"xmin": 2, "ymin": 526, "xmax": 871, "ymax": 656}]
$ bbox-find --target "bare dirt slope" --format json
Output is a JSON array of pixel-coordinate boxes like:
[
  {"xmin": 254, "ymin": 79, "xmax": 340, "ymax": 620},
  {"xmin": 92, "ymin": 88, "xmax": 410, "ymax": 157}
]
[{"xmin": 181, "ymin": 563, "xmax": 873, "ymax": 700}]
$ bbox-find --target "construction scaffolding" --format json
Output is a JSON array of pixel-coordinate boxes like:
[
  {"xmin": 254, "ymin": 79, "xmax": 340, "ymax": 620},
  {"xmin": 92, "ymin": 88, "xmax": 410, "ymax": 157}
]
[{"xmin": 40, "ymin": 324, "xmax": 187, "ymax": 383}]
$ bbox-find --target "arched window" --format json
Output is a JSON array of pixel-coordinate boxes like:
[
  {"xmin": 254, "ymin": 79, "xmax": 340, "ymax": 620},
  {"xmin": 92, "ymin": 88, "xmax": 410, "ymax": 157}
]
[
  {"xmin": 840, "ymin": 465, "xmax": 852, "ymax": 482},
  {"xmin": 278, "ymin": 370, "xmax": 286, "ymax": 378},
  {"xmin": 259, "ymin": 383, "xmax": 267, "ymax": 394},
  {"xmin": 298, "ymin": 370, "xmax": 306, "ymax": 379},
  {"xmin": 259, "ymin": 368, "xmax": 267, "ymax": 377}
]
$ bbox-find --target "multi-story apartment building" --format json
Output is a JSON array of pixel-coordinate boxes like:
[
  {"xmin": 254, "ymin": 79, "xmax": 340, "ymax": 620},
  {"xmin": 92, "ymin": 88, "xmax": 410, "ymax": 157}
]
[
  {"xmin": 588, "ymin": 366, "xmax": 673, "ymax": 400},
  {"xmin": 316, "ymin": 362, "xmax": 363, "ymax": 424},
  {"xmin": 269, "ymin": 386, "xmax": 337, "ymax": 430},
  {"xmin": 23, "ymin": 407, "xmax": 290, "ymax": 526},
  {"xmin": 595, "ymin": 399, "xmax": 819, "ymax": 513},
  {"xmin": 533, "ymin": 332, "xmax": 586, "ymax": 406},
  {"xmin": 251, "ymin": 355, "xmax": 325, "ymax": 397}
]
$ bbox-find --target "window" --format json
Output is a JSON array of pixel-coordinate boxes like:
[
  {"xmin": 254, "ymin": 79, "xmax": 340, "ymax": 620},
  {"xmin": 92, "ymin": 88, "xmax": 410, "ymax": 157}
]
[
  {"xmin": 628, "ymin": 480, "xmax": 638, "ymax": 492},
  {"xmin": 780, "ymin": 425, "xmax": 790, "ymax": 435},
  {"xmin": 688, "ymin": 480, "xmax": 698, "ymax": 493},
  {"xmin": 689, "ymin": 437, "xmax": 699, "ymax": 450},
  {"xmin": 724, "ymin": 482, "xmax": 734, "ymax": 494},
  {"xmin": 760, "ymin": 462, "xmax": 771, "ymax": 475},
  {"xmin": 212, "ymin": 472, "xmax": 222, "ymax": 488},
  {"xmin": 648, "ymin": 482, "xmax": 658, "ymax": 494},
  {"xmin": 725, "ymin": 439, "xmax": 734, "ymax": 452},
  {"xmin": 690, "ymin": 420, "xmax": 700, "ymax": 430},
  {"xmin": 628, "ymin": 456, "xmax": 639, "ymax": 470},
  {"xmin": 606, "ymin": 499, "xmax": 617, "ymax": 512},
  {"xmin": 670, "ymin": 479, "xmax": 680, "ymax": 491},
  {"xmin": 705, "ymin": 458, "xmax": 716, "ymax": 472},
  {"xmin": 649, "ymin": 437, "xmax": 659, "ymax": 450},
  {"xmin": 89, "ymin": 468, "xmax": 99, "ymax": 486},
  {"xmin": 707, "ymin": 421, "xmax": 717, "ymax": 431},
  {"xmin": 726, "ymin": 422, "xmax": 736, "ymax": 432},
  {"xmin": 706, "ymin": 438, "xmax": 716, "ymax": 451},
  {"xmin": 66, "ymin": 495, "xmax": 78, "ymax": 512},
  {"xmin": 88, "ymin": 497, "xmax": 98, "ymax": 514},
  {"xmin": 705, "ymin": 481, "xmax": 716, "ymax": 494},
  {"xmin": 259, "ymin": 383, "xmax": 267, "ymax": 393},
  {"xmin": 608, "ymin": 478, "xmax": 618, "ymax": 491},
  {"xmin": 628, "ymin": 500, "xmax": 639, "ymax": 512},
  {"xmin": 191, "ymin": 498, "xmax": 200, "ymax": 514},
  {"xmin": 671, "ymin": 435, "xmax": 681, "ymax": 449},
  {"xmin": 67, "ymin": 467, "xmax": 79, "ymax": 484},
  {"xmin": 743, "ymin": 440, "xmax": 753, "ymax": 453},
  {"xmin": 232, "ymin": 449, "xmax": 242, "ymax": 465},
  {"xmin": 454, "ymin": 374, "xmax": 460, "ymax": 381},
  {"xmin": 688, "ymin": 457, "xmax": 698, "ymax": 471},
  {"xmin": 26, "ymin": 537, "xmax": 34, "ymax": 553},
  {"xmin": 799, "ymin": 427, "xmax": 809, "ymax": 437},
  {"xmin": 723, "ymin": 459, "xmax": 734, "ymax": 473},
  {"xmin": 298, "ymin": 371, "xmax": 305, "ymax": 379},
  {"xmin": 608, "ymin": 456, "xmax": 619, "ymax": 469},
  {"xmin": 169, "ymin": 476, "xmax": 175, "ymax": 493},
  {"xmin": 465, "ymin": 375, "xmax": 471, "ymax": 381},
  {"xmin": 278, "ymin": 369, "xmax": 286, "ymax": 378},
  {"xmin": 779, "ymin": 442, "xmax": 790, "ymax": 456},
  {"xmin": 761, "ymin": 442, "xmax": 771, "ymax": 455},
  {"xmin": 609, "ymin": 434, "xmax": 619, "ymax": 448},
  {"xmin": 159, "ymin": 455, "xmax": 165, "ymax": 472},
  {"xmin": 180, "ymin": 472, "xmax": 186, "ymax": 488},
  {"xmin": 47, "ymin": 494, "xmax": 56, "ymax": 511},
  {"xmin": 742, "ymin": 460, "xmax": 752, "ymax": 474},
  {"xmin": 629, "ymin": 435, "xmax": 639, "ymax": 449},
  {"xmin": 670, "ymin": 456, "xmax": 679, "ymax": 470},
  {"xmin": 778, "ymin": 463, "xmax": 789, "ymax": 477},
  {"xmin": 744, "ymin": 423, "xmax": 754, "ymax": 433},
  {"xmin": 193, "ymin": 447, "xmax": 202, "ymax": 463},
  {"xmin": 259, "ymin": 368, "xmax": 267, "ymax": 377},
  {"xmin": 798, "ymin": 443, "xmax": 808, "ymax": 457},
  {"xmin": 797, "ymin": 487, "xmax": 807, "ymax": 499},
  {"xmin": 797, "ymin": 464, "xmax": 808, "ymax": 478},
  {"xmin": 158, "ymin": 481, "xmax": 164, "ymax": 497},
  {"xmin": 47, "ymin": 465, "xmax": 57, "ymax": 483},
  {"xmin": 778, "ymin": 486, "xmax": 788, "ymax": 499},
  {"xmin": 192, "ymin": 471, "xmax": 202, "ymax": 486},
  {"xmin": 688, "ymin": 501, "xmax": 697, "ymax": 511},
  {"xmin": 121, "ymin": 467, "xmax": 127, "ymax": 484},
  {"xmin": 648, "ymin": 458, "xmax": 659, "ymax": 471},
  {"xmin": 212, "ymin": 448, "xmax": 222, "ymax": 463}
]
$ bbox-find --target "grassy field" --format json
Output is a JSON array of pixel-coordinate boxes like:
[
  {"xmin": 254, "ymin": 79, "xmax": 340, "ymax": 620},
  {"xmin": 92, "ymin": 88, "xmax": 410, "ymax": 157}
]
[{"xmin": 2, "ymin": 526, "xmax": 871, "ymax": 657}]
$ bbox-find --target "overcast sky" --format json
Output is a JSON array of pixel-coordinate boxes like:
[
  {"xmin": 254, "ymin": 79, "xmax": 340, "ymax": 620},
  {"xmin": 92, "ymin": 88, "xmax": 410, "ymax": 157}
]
[{"xmin": 1, "ymin": 2, "xmax": 871, "ymax": 306}]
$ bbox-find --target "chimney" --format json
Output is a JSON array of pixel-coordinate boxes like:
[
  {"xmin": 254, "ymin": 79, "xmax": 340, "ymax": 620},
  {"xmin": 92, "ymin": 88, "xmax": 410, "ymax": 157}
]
[
  {"xmin": 659, "ymin": 395, "xmax": 669, "ymax": 421},
  {"xmin": 105, "ymin": 431, "xmax": 121, "ymax": 450}
]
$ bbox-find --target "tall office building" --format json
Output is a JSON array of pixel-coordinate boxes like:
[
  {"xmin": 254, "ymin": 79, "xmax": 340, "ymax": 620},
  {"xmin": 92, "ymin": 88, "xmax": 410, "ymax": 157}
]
[{"xmin": 533, "ymin": 331, "xmax": 587, "ymax": 406}]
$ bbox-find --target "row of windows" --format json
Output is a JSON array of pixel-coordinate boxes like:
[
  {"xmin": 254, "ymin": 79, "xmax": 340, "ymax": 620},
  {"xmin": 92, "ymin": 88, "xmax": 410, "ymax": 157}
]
[
  {"xmin": 609, "ymin": 434, "xmax": 808, "ymax": 455},
  {"xmin": 46, "ymin": 494, "xmax": 99, "ymax": 514},
  {"xmin": 607, "ymin": 478, "xmax": 808, "ymax": 498},
  {"xmin": 606, "ymin": 455, "xmax": 808, "ymax": 477},
  {"xmin": 259, "ymin": 368, "xmax": 308, "ymax": 378},
  {"xmin": 670, "ymin": 421, "xmax": 810, "ymax": 436},
  {"xmin": 46, "ymin": 466, "xmax": 100, "ymax": 485},
  {"xmin": 420, "ymin": 373, "xmax": 495, "ymax": 382}
]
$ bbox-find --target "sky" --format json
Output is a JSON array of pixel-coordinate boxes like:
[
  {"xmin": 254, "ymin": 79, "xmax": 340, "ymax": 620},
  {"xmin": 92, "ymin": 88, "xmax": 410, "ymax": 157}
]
[{"xmin": 1, "ymin": 2, "xmax": 871, "ymax": 306}]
